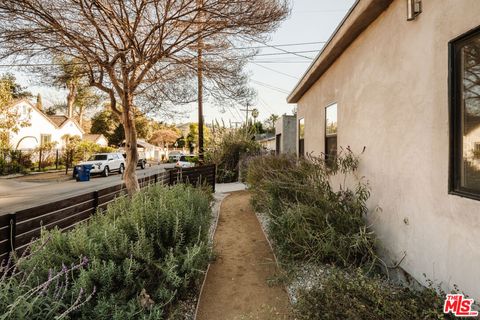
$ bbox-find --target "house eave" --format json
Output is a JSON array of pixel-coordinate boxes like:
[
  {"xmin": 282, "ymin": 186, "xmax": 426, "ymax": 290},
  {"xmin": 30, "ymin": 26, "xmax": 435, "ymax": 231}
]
[{"xmin": 287, "ymin": 0, "xmax": 394, "ymax": 104}]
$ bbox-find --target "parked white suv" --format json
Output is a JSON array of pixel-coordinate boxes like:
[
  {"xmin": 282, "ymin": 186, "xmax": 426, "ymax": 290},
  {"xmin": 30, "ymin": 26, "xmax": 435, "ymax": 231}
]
[
  {"xmin": 175, "ymin": 155, "xmax": 196, "ymax": 168},
  {"xmin": 76, "ymin": 152, "xmax": 125, "ymax": 177}
]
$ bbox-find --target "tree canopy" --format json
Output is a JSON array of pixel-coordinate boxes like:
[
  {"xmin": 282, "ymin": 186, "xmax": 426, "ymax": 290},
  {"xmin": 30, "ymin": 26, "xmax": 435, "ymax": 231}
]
[{"xmin": 0, "ymin": 0, "xmax": 289, "ymax": 194}]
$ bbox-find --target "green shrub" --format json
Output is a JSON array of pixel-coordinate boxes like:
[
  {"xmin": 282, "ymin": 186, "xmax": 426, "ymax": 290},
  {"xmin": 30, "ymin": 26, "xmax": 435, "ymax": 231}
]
[
  {"xmin": 0, "ymin": 253, "xmax": 95, "ymax": 320},
  {"xmin": 206, "ymin": 129, "xmax": 261, "ymax": 183},
  {"xmin": 294, "ymin": 269, "xmax": 453, "ymax": 320},
  {"xmin": 246, "ymin": 150, "xmax": 376, "ymax": 268},
  {"xmin": 16, "ymin": 184, "xmax": 212, "ymax": 319},
  {"xmin": 0, "ymin": 149, "xmax": 32, "ymax": 175}
]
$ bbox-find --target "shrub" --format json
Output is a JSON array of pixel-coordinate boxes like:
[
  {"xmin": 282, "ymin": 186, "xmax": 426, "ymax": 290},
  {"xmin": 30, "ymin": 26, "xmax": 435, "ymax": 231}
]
[
  {"xmin": 246, "ymin": 150, "xmax": 376, "ymax": 268},
  {"xmin": 0, "ymin": 252, "xmax": 95, "ymax": 320},
  {"xmin": 0, "ymin": 149, "xmax": 32, "ymax": 175},
  {"xmin": 294, "ymin": 268, "xmax": 453, "ymax": 320},
  {"xmin": 16, "ymin": 184, "xmax": 212, "ymax": 319},
  {"xmin": 206, "ymin": 128, "xmax": 261, "ymax": 183}
]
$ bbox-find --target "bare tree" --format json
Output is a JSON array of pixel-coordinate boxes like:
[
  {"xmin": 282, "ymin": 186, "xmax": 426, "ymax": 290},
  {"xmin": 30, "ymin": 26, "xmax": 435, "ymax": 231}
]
[{"xmin": 0, "ymin": 0, "xmax": 289, "ymax": 194}]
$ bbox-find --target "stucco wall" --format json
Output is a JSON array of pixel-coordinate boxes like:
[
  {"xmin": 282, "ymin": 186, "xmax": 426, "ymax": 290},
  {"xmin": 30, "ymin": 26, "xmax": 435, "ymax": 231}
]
[
  {"xmin": 296, "ymin": 0, "xmax": 480, "ymax": 298},
  {"xmin": 275, "ymin": 115, "xmax": 297, "ymax": 154},
  {"xmin": 11, "ymin": 101, "xmax": 58, "ymax": 149}
]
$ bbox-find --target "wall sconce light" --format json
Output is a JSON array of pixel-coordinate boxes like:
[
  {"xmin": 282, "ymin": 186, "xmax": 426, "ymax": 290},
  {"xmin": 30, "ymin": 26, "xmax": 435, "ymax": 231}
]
[{"xmin": 407, "ymin": 0, "xmax": 422, "ymax": 21}]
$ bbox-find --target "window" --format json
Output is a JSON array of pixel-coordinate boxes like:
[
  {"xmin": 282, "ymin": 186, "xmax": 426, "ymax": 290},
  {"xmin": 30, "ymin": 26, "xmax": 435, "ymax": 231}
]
[
  {"xmin": 451, "ymin": 28, "xmax": 480, "ymax": 199},
  {"xmin": 40, "ymin": 134, "xmax": 51, "ymax": 146},
  {"xmin": 325, "ymin": 104, "xmax": 337, "ymax": 163},
  {"xmin": 299, "ymin": 118, "xmax": 305, "ymax": 157}
]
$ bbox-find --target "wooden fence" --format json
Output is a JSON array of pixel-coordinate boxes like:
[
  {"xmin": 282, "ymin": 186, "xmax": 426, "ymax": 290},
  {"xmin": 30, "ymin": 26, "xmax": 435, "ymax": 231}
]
[{"xmin": 0, "ymin": 164, "xmax": 215, "ymax": 262}]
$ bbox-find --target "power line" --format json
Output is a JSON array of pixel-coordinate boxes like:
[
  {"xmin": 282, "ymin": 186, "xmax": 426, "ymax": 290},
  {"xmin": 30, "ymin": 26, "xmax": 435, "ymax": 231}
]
[
  {"xmin": 253, "ymin": 61, "xmax": 312, "ymax": 64},
  {"xmin": 251, "ymin": 62, "xmax": 299, "ymax": 80},
  {"xmin": 234, "ymin": 41, "xmax": 326, "ymax": 50},
  {"xmin": 0, "ymin": 50, "xmax": 318, "ymax": 68},
  {"xmin": 254, "ymin": 41, "xmax": 315, "ymax": 60},
  {"xmin": 250, "ymin": 79, "xmax": 290, "ymax": 94}
]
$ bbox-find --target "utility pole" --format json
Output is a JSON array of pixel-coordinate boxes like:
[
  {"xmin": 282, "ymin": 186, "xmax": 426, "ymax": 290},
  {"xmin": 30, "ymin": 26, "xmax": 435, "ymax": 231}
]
[
  {"xmin": 197, "ymin": 0, "xmax": 204, "ymax": 163},
  {"xmin": 240, "ymin": 103, "xmax": 252, "ymax": 127}
]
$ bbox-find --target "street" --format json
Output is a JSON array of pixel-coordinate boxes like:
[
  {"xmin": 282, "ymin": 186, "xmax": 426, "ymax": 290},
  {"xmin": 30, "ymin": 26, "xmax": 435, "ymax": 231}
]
[{"xmin": 0, "ymin": 163, "xmax": 175, "ymax": 215}]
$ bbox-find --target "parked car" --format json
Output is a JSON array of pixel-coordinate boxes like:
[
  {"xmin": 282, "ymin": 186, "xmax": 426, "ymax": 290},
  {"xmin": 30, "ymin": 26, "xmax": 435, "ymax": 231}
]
[
  {"xmin": 74, "ymin": 152, "xmax": 125, "ymax": 178},
  {"xmin": 121, "ymin": 151, "xmax": 147, "ymax": 169},
  {"xmin": 175, "ymin": 155, "xmax": 196, "ymax": 168},
  {"xmin": 168, "ymin": 152, "xmax": 184, "ymax": 163}
]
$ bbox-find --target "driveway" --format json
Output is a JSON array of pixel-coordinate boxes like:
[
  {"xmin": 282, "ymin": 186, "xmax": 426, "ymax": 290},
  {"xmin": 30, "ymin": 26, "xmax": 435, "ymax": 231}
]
[{"xmin": 0, "ymin": 163, "xmax": 175, "ymax": 215}]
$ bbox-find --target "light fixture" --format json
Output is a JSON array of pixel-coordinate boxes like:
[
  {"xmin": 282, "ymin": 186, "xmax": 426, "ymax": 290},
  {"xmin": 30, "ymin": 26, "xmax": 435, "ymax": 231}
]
[{"xmin": 407, "ymin": 0, "xmax": 422, "ymax": 21}]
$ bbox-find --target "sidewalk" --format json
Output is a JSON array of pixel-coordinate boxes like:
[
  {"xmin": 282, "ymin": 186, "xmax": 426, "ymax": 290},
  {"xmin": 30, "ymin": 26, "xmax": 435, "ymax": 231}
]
[{"xmin": 196, "ymin": 190, "xmax": 291, "ymax": 320}]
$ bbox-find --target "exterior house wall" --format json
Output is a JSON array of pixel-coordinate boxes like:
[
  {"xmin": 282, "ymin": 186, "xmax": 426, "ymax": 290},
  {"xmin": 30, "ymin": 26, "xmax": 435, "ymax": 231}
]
[
  {"xmin": 296, "ymin": 0, "xmax": 480, "ymax": 298},
  {"xmin": 275, "ymin": 115, "xmax": 297, "ymax": 154},
  {"xmin": 11, "ymin": 100, "xmax": 58, "ymax": 149},
  {"xmin": 94, "ymin": 135, "xmax": 108, "ymax": 147},
  {"xmin": 10, "ymin": 100, "xmax": 84, "ymax": 150},
  {"xmin": 259, "ymin": 138, "xmax": 276, "ymax": 153},
  {"xmin": 54, "ymin": 120, "xmax": 83, "ymax": 148}
]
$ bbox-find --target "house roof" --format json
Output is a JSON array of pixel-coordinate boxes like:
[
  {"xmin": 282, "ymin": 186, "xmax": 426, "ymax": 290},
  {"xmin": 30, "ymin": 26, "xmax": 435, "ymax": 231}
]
[
  {"xmin": 83, "ymin": 133, "xmax": 105, "ymax": 143},
  {"xmin": 287, "ymin": 0, "xmax": 393, "ymax": 103},
  {"xmin": 47, "ymin": 115, "xmax": 69, "ymax": 127},
  {"xmin": 12, "ymin": 99, "xmax": 85, "ymax": 134}
]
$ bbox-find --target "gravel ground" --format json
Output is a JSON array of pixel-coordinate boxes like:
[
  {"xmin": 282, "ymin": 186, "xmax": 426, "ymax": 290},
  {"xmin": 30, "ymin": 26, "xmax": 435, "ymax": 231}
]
[{"xmin": 255, "ymin": 210, "xmax": 331, "ymax": 305}]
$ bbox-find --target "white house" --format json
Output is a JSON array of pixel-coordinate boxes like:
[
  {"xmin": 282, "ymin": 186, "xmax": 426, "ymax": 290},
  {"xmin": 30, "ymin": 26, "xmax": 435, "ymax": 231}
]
[
  {"xmin": 83, "ymin": 134, "xmax": 108, "ymax": 147},
  {"xmin": 10, "ymin": 99, "xmax": 84, "ymax": 149}
]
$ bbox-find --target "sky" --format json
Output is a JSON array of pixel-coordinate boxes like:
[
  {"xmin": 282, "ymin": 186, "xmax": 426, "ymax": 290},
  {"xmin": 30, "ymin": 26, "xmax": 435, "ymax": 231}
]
[
  {"xmin": 198, "ymin": 0, "xmax": 356, "ymax": 125},
  {"xmin": 8, "ymin": 0, "xmax": 356, "ymax": 126}
]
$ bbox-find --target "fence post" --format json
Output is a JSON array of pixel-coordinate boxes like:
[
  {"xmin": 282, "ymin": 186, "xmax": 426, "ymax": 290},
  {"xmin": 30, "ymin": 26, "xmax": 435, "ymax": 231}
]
[
  {"xmin": 169, "ymin": 169, "xmax": 174, "ymax": 186},
  {"xmin": 93, "ymin": 190, "xmax": 99, "ymax": 214},
  {"xmin": 55, "ymin": 149, "xmax": 59, "ymax": 170},
  {"xmin": 38, "ymin": 148, "xmax": 42, "ymax": 171},
  {"xmin": 8, "ymin": 213, "xmax": 16, "ymax": 253},
  {"xmin": 154, "ymin": 173, "xmax": 158, "ymax": 184}
]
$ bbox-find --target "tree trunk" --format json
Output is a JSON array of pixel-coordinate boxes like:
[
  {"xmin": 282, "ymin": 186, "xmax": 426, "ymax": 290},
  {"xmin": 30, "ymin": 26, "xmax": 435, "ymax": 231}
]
[
  {"xmin": 66, "ymin": 82, "xmax": 76, "ymax": 118},
  {"xmin": 122, "ymin": 94, "xmax": 140, "ymax": 195},
  {"xmin": 78, "ymin": 105, "xmax": 84, "ymax": 127}
]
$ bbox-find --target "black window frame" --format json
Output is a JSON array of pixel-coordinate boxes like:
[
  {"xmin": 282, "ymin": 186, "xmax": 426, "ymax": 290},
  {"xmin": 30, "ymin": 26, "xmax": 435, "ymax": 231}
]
[
  {"xmin": 449, "ymin": 26, "xmax": 480, "ymax": 201},
  {"xmin": 298, "ymin": 118, "xmax": 305, "ymax": 157},
  {"xmin": 325, "ymin": 103, "xmax": 338, "ymax": 164}
]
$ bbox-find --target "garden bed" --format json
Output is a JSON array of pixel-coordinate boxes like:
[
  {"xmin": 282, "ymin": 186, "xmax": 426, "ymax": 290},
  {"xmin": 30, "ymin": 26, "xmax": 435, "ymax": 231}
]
[
  {"xmin": 247, "ymin": 153, "xmax": 452, "ymax": 320},
  {"xmin": 0, "ymin": 183, "xmax": 216, "ymax": 319}
]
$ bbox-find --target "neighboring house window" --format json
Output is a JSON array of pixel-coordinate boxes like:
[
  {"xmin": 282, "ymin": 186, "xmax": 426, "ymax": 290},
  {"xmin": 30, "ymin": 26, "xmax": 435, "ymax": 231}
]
[
  {"xmin": 450, "ymin": 28, "xmax": 480, "ymax": 198},
  {"xmin": 299, "ymin": 118, "xmax": 305, "ymax": 157},
  {"xmin": 325, "ymin": 104, "xmax": 337, "ymax": 164},
  {"xmin": 40, "ymin": 134, "xmax": 51, "ymax": 146}
]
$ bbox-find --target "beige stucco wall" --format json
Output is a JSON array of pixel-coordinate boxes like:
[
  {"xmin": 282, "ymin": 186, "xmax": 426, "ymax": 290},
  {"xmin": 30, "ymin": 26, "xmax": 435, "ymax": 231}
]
[
  {"xmin": 275, "ymin": 115, "xmax": 297, "ymax": 154},
  {"xmin": 296, "ymin": 0, "xmax": 480, "ymax": 298}
]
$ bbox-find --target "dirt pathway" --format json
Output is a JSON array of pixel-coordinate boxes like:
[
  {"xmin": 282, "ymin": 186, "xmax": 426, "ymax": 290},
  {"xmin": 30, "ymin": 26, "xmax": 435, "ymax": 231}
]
[{"xmin": 196, "ymin": 191, "xmax": 291, "ymax": 320}]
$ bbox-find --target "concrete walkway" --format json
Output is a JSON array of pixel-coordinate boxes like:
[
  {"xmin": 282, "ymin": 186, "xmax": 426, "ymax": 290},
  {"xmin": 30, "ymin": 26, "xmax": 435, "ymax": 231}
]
[{"xmin": 196, "ymin": 191, "xmax": 291, "ymax": 320}]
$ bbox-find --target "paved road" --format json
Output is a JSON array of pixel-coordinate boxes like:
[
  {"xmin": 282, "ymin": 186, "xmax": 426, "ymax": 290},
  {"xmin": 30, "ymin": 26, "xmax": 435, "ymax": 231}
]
[{"xmin": 0, "ymin": 163, "xmax": 175, "ymax": 215}]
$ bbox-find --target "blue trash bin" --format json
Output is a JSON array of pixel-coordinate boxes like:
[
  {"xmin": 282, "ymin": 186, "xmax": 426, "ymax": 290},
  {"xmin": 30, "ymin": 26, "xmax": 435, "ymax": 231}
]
[{"xmin": 75, "ymin": 164, "xmax": 93, "ymax": 182}]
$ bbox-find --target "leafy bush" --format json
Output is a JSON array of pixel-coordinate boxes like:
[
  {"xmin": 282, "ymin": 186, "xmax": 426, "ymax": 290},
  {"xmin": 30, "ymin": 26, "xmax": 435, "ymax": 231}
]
[
  {"xmin": 0, "ymin": 149, "xmax": 32, "ymax": 175},
  {"xmin": 206, "ymin": 128, "xmax": 261, "ymax": 183},
  {"xmin": 0, "ymin": 252, "xmax": 95, "ymax": 320},
  {"xmin": 246, "ymin": 150, "xmax": 376, "ymax": 268},
  {"xmin": 34, "ymin": 141, "xmax": 58, "ymax": 169},
  {"xmin": 14, "ymin": 184, "xmax": 212, "ymax": 319},
  {"xmin": 63, "ymin": 135, "xmax": 117, "ymax": 169},
  {"xmin": 294, "ymin": 269, "xmax": 453, "ymax": 320}
]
